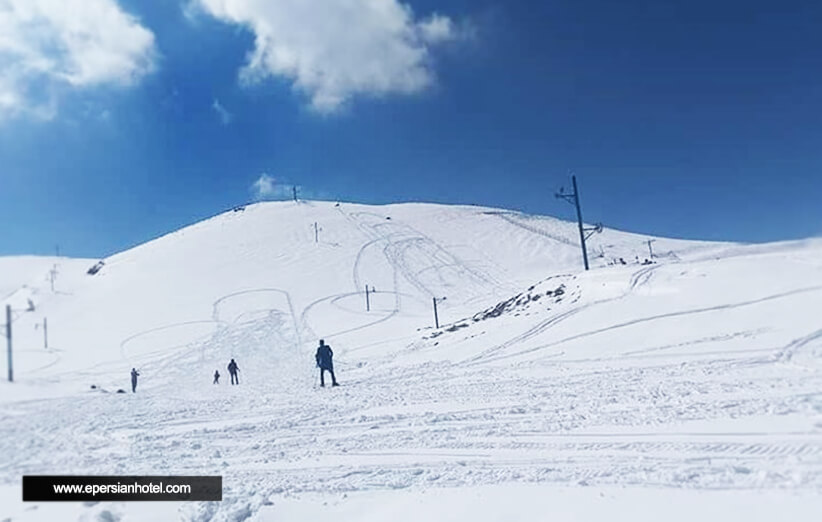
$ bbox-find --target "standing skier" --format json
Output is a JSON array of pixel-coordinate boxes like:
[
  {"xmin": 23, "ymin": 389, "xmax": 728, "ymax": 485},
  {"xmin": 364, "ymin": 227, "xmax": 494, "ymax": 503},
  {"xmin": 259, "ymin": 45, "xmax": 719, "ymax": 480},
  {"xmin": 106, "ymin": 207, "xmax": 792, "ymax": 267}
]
[
  {"xmin": 227, "ymin": 359, "xmax": 239, "ymax": 385},
  {"xmin": 315, "ymin": 339, "xmax": 339, "ymax": 387},
  {"xmin": 130, "ymin": 368, "xmax": 140, "ymax": 393},
  {"xmin": 213, "ymin": 370, "xmax": 220, "ymax": 384}
]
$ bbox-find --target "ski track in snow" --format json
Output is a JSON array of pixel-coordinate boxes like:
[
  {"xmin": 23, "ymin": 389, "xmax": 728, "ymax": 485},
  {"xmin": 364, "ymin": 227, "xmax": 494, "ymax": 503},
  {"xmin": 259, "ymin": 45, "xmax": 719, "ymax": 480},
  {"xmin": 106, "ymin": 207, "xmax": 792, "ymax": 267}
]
[
  {"xmin": 3, "ymin": 348, "xmax": 820, "ymax": 502},
  {"xmin": 485, "ymin": 211, "xmax": 581, "ymax": 249},
  {"xmin": 345, "ymin": 209, "xmax": 510, "ymax": 303},
  {"xmin": 474, "ymin": 285, "xmax": 822, "ymax": 367}
]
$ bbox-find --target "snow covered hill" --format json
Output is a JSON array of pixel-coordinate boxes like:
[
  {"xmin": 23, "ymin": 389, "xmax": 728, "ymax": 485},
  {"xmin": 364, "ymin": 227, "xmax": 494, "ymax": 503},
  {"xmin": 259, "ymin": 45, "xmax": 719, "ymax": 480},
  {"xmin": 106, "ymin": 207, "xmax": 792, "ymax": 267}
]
[{"xmin": 1, "ymin": 201, "xmax": 820, "ymax": 521}]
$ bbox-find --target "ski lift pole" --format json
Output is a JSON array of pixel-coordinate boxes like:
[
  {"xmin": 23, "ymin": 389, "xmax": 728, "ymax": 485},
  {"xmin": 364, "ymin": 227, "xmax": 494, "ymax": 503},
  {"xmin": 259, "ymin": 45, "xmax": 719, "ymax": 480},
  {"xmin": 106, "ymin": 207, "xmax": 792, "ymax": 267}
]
[
  {"xmin": 433, "ymin": 297, "xmax": 446, "ymax": 329},
  {"xmin": 556, "ymin": 174, "xmax": 602, "ymax": 271},
  {"xmin": 572, "ymin": 176, "xmax": 589, "ymax": 271}
]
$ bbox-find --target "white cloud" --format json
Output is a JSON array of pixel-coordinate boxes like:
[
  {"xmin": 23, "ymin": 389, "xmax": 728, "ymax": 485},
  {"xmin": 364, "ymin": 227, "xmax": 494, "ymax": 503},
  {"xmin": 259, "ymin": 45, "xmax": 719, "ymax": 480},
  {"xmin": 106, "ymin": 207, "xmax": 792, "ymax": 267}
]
[
  {"xmin": 251, "ymin": 173, "xmax": 295, "ymax": 200},
  {"xmin": 192, "ymin": 0, "xmax": 462, "ymax": 113},
  {"xmin": 212, "ymin": 98, "xmax": 232, "ymax": 124},
  {"xmin": 419, "ymin": 14, "xmax": 455, "ymax": 44},
  {"xmin": 0, "ymin": 0, "xmax": 156, "ymax": 120}
]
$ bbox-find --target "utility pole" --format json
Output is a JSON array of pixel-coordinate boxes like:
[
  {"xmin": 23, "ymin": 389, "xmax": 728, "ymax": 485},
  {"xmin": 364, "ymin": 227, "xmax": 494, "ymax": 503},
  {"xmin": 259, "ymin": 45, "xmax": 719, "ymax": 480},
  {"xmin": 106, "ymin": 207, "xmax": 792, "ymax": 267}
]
[
  {"xmin": 647, "ymin": 239, "xmax": 656, "ymax": 259},
  {"xmin": 572, "ymin": 175, "xmax": 589, "ymax": 270},
  {"xmin": 6, "ymin": 305, "xmax": 12, "ymax": 383},
  {"xmin": 365, "ymin": 285, "xmax": 371, "ymax": 312},
  {"xmin": 556, "ymin": 174, "xmax": 602, "ymax": 271},
  {"xmin": 49, "ymin": 264, "xmax": 58, "ymax": 292},
  {"xmin": 432, "ymin": 297, "xmax": 446, "ymax": 329}
]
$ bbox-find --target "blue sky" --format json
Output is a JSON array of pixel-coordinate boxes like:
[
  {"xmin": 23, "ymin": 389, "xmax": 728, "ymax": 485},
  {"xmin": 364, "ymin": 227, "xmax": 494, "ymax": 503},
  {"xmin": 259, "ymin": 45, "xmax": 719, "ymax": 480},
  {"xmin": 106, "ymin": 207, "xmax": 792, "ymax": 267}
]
[{"xmin": 1, "ymin": 0, "xmax": 820, "ymax": 257}]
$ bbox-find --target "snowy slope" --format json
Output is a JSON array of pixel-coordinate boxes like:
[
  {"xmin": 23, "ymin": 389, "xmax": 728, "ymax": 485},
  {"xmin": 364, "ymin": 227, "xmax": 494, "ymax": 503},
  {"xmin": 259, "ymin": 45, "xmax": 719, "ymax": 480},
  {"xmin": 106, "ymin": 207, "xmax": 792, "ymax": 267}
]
[
  {"xmin": 0, "ymin": 256, "xmax": 94, "ymax": 316},
  {"xmin": 0, "ymin": 201, "xmax": 820, "ymax": 521},
  {"xmin": 0, "ymin": 202, "xmax": 717, "ymax": 389}
]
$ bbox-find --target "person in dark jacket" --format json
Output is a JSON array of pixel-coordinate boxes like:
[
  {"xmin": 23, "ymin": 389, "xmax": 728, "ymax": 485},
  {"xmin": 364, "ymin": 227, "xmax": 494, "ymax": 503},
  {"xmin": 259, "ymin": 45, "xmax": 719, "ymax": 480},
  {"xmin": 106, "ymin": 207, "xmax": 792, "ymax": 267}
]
[
  {"xmin": 213, "ymin": 370, "xmax": 220, "ymax": 384},
  {"xmin": 315, "ymin": 339, "xmax": 339, "ymax": 387},
  {"xmin": 227, "ymin": 359, "xmax": 239, "ymax": 385},
  {"xmin": 130, "ymin": 368, "xmax": 140, "ymax": 393}
]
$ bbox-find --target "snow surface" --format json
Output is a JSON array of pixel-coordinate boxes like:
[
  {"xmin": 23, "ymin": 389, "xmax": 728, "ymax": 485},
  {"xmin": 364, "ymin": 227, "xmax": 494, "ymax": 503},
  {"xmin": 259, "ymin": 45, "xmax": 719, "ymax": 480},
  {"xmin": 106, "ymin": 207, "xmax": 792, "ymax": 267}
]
[{"xmin": 0, "ymin": 201, "xmax": 820, "ymax": 521}]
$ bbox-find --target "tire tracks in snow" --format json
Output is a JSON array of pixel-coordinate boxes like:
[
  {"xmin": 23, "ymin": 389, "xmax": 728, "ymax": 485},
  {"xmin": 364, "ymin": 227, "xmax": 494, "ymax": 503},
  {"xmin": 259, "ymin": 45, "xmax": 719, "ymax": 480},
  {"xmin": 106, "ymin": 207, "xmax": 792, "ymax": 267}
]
[
  {"xmin": 465, "ymin": 265, "xmax": 661, "ymax": 365},
  {"xmin": 345, "ymin": 209, "xmax": 507, "ymax": 302},
  {"xmin": 476, "ymin": 284, "xmax": 822, "ymax": 367}
]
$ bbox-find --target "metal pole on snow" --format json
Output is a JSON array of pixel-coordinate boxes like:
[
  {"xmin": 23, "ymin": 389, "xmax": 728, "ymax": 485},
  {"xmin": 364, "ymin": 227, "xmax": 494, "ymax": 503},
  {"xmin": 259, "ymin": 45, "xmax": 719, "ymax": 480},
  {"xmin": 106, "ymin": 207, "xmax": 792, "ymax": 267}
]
[{"xmin": 556, "ymin": 174, "xmax": 602, "ymax": 271}]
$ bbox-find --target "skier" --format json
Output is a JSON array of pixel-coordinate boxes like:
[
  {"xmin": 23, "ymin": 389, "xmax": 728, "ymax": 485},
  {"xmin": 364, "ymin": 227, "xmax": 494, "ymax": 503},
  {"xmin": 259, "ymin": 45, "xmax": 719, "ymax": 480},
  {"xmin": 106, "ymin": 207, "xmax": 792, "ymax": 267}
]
[
  {"xmin": 315, "ymin": 339, "xmax": 339, "ymax": 387},
  {"xmin": 227, "ymin": 359, "xmax": 239, "ymax": 385},
  {"xmin": 130, "ymin": 368, "xmax": 140, "ymax": 393},
  {"xmin": 213, "ymin": 370, "xmax": 220, "ymax": 384}
]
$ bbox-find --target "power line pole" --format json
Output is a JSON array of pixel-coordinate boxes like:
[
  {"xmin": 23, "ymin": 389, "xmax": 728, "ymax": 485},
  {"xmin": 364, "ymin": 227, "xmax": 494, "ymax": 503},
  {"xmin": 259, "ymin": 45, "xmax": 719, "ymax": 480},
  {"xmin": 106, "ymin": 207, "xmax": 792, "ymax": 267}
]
[
  {"xmin": 6, "ymin": 305, "xmax": 12, "ymax": 383},
  {"xmin": 49, "ymin": 264, "xmax": 58, "ymax": 292},
  {"xmin": 572, "ymin": 175, "xmax": 589, "ymax": 270},
  {"xmin": 432, "ymin": 297, "xmax": 446, "ymax": 329},
  {"xmin": 556, "ymin": 174, "xmax": 602, "ymax": 271}
]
